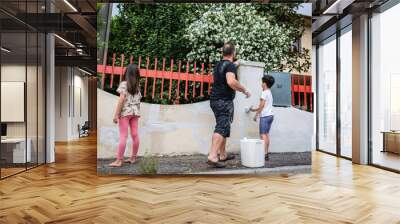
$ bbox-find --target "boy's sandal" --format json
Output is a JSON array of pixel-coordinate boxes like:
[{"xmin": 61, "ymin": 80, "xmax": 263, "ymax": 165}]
[
  {"xmin": 207, "ymin": 159, "xmax": 226, "ymax": 168},
  {"xmin": 265, "ymin": 154, "xmax": 269, "ymax": 160},
  {"xmin": 219, "ymin": 154, "xmax": 235, "ymax": 162}
]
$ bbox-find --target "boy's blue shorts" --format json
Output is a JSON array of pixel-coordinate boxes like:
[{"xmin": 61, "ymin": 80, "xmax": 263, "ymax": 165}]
[{"xmin": 260, "ymin": 115, "xmax": 274, "ymax": 134}]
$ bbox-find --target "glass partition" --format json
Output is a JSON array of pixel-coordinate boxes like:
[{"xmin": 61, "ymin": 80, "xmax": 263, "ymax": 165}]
[
  {"xmin": 0, "ymin": 25, "xmax": 28, "ymax": 178},
  {"xmin": 370, "ymin": 3, "xmax": 400, "ymax": 171},
  {"xmin": 339, "ymin": 26, "xmax": 352, "ymax": 158},
  {"xmin": 317, "ymin": 35, "xmax": 337, "ymax": 154},
  {"xmin": 0, "ymin": 1, "xmax": 46, "ymax": 179}
]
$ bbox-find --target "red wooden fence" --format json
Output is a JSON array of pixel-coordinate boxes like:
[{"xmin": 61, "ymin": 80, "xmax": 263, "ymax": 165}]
[
  {"xmin": 98, "ymin": 53, "xmax": 213, "ymax": 100},
  {"xmin": 291, "ymin": 74, "xmax": 313, "ymax": 112},
  {"xmin": 98, "ymin": 54, "xmax": 313, "ymax": 111}
]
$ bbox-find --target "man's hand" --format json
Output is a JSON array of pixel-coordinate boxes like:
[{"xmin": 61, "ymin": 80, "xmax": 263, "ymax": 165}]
[{"xmin": 244, "ymin": 90, "xmax": 251, "ymax": 98}]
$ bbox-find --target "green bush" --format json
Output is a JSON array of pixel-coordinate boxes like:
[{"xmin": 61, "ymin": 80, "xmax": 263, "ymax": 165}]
[{"xmin": 138, "ymin": 151, "xmax": 159, "ymax": 175}]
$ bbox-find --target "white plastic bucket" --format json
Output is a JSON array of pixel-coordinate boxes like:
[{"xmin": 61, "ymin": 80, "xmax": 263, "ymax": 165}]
[{"xmin": 240, "ymin": 138, "xmax": 265, "ymax": 168}]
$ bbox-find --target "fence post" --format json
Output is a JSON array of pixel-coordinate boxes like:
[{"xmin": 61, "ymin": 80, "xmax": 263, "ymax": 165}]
[
  {"xmin": 119, "ymin": 54, "xmax": 125, "ymax": 83},
  {"xmin": 185, "ymin": 61, "xmax": 189, "ymax": 100},
  {"xmin": 101, "ymin": 52, "xmax": 107, "ymax": 89},
  {"xmin": 168, "ymin": 59, "xmax": 173, "ymax": 100},
  {"xmin": 192, "ymin": 62, "xmax": 197, "ymax": 98},
  {"xmin": 144, "ymin": 57, "xmax": 149, "ymax": 97},
  {"xmin": 208, "ymin": 63, "xmax": 212, "ymax": 94},
  {"xmin": 177, "ymin": 60, "xmax": 181, "ymax": 100},
  {"xmin": 110, "ymin": 53, "xmax": 116, "ymax": 89},
  {"xmin": 152, "ymin": 57, "xmax": 158, "ymax": 99},
  {"xmin": 161, "ymin": 57, "xmax": 166, "ymax": 99},
  {"xmin": 297, "ymin": 75, "xmax": 300, "ymax": 107},
  {"xmin": 200, "ymin": 63, "xmax": 204, "ymax": 97}
]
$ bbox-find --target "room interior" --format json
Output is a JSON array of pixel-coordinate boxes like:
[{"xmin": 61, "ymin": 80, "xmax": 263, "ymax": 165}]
[
  {"xmin": 0, "ymin": 0, "xmax": 399, "ymax": 222},
  {"xmin": 0, "ymin": 0, "xmax": 97, "ymax": 179},
  {"xmin": 312, "ymin": 0, "xmax": 400, "ymax": 172},
  {"xmin": 0, "ymin": 26, "xmax": 46, "ymax": 178}
]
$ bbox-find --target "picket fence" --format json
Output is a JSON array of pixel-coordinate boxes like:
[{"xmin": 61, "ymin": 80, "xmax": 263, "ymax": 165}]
[{"xmin": 98, "ymin": 53, "xmax": 313, "ymax": 111}]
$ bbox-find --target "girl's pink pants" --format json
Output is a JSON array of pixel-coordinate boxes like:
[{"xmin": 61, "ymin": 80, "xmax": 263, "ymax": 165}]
[{"xmin": 117, "ymin": 115, "xmax": 139, "ymax": 160}]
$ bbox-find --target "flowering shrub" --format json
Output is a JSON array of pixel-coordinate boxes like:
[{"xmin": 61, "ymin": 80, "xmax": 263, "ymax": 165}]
[{"xmin": 185, "ymin": 4, "xmax": 308, "ymax": 72}]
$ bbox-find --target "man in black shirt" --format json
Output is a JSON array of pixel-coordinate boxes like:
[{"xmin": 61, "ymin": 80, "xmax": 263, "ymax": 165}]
[{"xmin": 208, "ymin": 42, "xmax": 251, "ymax": 168}]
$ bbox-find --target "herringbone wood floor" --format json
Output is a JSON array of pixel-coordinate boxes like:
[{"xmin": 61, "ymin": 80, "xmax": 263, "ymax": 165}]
[{"xmin": 1, "ymin": 135, "xmax": 400, "ymax": 224}]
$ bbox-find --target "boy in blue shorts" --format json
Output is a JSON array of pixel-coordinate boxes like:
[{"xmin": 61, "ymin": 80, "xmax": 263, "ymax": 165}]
[{"xmin": 249, "ymin": 75, "xmax": 275, "ymax": 160}]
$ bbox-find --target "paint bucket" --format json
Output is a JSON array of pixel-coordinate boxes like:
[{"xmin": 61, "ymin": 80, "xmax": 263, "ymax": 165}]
[{"xmin": 240, "ymin": 138, "xmax": 265, "ymax": 168}]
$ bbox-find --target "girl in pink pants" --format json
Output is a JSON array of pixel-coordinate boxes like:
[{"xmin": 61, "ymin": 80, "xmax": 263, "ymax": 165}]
[{"xmin": 109, "ymin": 64, "xmax": 142, "ymax": 167}]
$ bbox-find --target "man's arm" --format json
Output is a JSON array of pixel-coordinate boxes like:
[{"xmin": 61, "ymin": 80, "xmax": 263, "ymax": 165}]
[{"xmin": 226, "ymin": 73, "xmax": 250, "ymax": 97}]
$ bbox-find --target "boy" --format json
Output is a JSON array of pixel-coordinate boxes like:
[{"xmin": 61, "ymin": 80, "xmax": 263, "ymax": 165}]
[{"xmin": 249, "ymin": 75, "xmax": 275, "ymax": 160}]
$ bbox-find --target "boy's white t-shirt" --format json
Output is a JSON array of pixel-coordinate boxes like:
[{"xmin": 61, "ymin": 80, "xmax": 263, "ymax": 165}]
[{"xmin": 260, "ymin": 89, "xmax": 273, "ymax": 117}]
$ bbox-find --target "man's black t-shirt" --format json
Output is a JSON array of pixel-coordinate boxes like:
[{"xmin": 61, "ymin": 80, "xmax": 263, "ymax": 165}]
[{"xmin": 210, "ymin": 60, "xmax": 237, "ymax": 101}]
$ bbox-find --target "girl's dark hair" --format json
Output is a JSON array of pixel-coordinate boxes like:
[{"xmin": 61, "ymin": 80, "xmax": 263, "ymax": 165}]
[
  {"xmin": 124, "ymin": 64, "xmax": 140, "ymax": 95},
  {"xmin": 262, "ymin": 75, "xmax": 275, "ymax": 88}
]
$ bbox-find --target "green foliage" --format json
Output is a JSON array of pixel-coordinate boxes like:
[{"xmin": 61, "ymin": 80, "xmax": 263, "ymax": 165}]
[
  {"xmin": 185, "ymin": 3, "xmax": 311, "ymax": 73},
  {"xmin": 138, "ymin": 151, "xmax": 159, "ymax": 175},
  {"xmin": 108, "ymin": 4, "xmax": 205, "ymax": 63},
  {"xmin": 254, "ymin": 3, "xmax": 305, "ymax": 41},
  {"xmin": 104, "ymin": 3, "xmax": 312, "ymax": 104}
]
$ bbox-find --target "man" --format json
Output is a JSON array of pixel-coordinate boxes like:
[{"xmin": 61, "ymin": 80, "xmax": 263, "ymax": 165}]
[{"xmin": 208, "ymin": 42, "xmax": 251, "ymax": 168}]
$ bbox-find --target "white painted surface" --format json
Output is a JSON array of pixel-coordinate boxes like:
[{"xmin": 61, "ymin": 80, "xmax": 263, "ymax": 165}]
[
  {"xmin": 54, "ymin": 67, "xmax": 89, "ymax": 141},
  {"xmin": 98, "ymin": 61, "xmax": 314, "ymax": 159},
  {"xmin": 1, "ymin": 82, "xmax": 25, "ymax": 122}
]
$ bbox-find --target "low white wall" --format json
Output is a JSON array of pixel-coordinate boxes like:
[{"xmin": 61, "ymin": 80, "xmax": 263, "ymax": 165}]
[
  {"xmin": 97, "ymin": 91, "xmax": 313, "ymax": 159},
  {"xmin": 98, "ymin": 60, "xmax": 313, "ymax": 159}
]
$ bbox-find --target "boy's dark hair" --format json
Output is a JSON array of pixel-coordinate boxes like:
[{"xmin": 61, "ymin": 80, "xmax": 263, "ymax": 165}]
[
  {"xmin": 262, "ymin": 75, "xmax": 275, "ymax": 88},
  {"xmin": 222, "ymin": 42, "xmax": 235, "ymax": 56}
]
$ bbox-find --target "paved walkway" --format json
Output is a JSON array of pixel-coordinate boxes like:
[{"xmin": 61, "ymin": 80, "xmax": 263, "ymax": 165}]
[{"xmin": 97, "ymin": 152, "xmax": 311, "ymax": 175}]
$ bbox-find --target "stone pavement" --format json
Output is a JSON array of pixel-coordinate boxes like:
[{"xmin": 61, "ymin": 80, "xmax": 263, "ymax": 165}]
[{"xmin": 97, "ymin": 152, "xmax": 311, "ymax": 175}]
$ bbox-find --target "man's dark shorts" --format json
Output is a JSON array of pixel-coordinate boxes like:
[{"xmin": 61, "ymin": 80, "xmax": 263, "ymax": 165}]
[{"xmin": 210, "ymin": 99, "xmax": 234, "ymax": 138}]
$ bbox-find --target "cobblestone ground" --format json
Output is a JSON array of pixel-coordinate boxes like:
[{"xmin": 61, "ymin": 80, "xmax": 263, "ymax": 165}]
[{"xmin": 97, "ymin": 152, "xmax": 311, "ymax": 175}]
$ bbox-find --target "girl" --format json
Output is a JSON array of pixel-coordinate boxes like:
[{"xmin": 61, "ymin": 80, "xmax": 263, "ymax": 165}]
[
  {"xmin": 249, "ymin": 75, "xmax": 275, "ymax": 160},
  {"xmin": 109, "ymin": 64, "xmax": 142, "ymax": 167}
]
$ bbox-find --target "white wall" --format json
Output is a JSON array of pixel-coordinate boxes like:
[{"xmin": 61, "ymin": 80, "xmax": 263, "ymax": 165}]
[
  {"xmin": 1, "ymin": 64, "xmax": 46, "ymax": 163},
  {"xmin": 1, "ymin": 65, "xmax": 39, "ymax": 137},
  {"xmin": 54, "ymin": 67, "xmax": 89, "ymax": 141}
]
